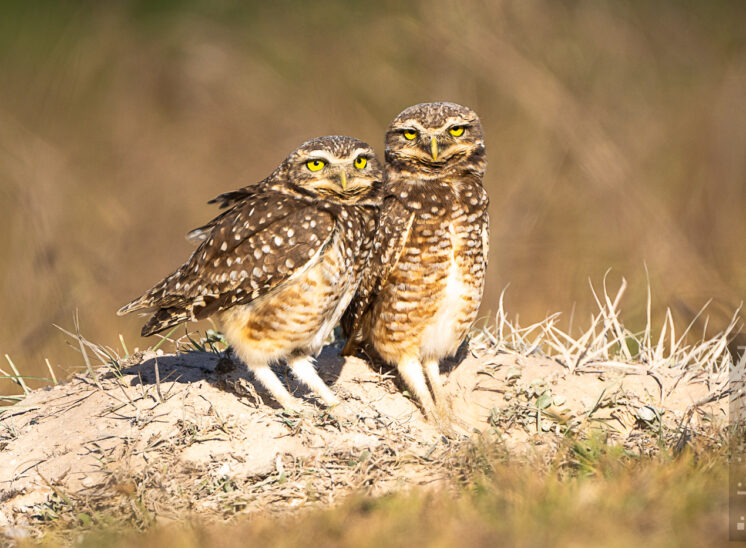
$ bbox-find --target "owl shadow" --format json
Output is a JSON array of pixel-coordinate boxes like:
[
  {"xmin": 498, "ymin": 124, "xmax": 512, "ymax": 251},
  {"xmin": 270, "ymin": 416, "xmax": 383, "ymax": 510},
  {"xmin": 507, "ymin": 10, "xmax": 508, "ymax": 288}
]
[
  {"xmin": 122, "ymin": 338, "xmax": 468, "ymax": 409},
  {"xmin": 355, "ymin": 337, "xmax": 470, "ymax": 385},
  {"xmin": 122, "ymin": 345, "xmax": 347, "ymax": 409}
]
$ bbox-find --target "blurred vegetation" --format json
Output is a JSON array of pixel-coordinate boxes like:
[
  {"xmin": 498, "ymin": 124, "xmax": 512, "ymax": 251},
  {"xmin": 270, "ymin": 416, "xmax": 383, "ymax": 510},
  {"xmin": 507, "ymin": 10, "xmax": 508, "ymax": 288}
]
[
  {"xmin": 35, "ymin": 437, "xmax": 730, "ymax": 547},
  {"xmin": 1, "ymin": 0, "xmax": 744, "ymax": 389}
]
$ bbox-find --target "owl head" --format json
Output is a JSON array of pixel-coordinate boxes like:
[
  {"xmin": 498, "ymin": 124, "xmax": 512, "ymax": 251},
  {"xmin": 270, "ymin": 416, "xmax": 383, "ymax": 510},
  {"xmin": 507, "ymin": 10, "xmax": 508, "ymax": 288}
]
[
  {"xmin": 385, "ymin": 102, "xmax": 485, "ymax": 177},
  {"xmin": 282, "ymin": 136, "xmax": 382, "ymax": 204}
]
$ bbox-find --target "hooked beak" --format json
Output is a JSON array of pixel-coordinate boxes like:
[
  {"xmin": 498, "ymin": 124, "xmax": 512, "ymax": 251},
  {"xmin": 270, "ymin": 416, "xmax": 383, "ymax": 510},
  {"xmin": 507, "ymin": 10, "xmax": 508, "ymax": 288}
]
[
  {"xmin": 431, "ymin": 136, "xmax": 439, "ymax": 161},
  {"xmin": 339, "ymin": 169, "xmax": 347, "ymax": 191}
]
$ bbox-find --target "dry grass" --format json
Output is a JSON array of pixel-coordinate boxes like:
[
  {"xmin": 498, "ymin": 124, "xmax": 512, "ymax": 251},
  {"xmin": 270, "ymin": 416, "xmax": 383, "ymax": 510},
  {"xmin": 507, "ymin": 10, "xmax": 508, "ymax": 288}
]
[
  {"xmin": 1, "ymin": 281, "xmax": 740, "ymax": 545},
  {"xmin": 478, "ymin": 275, "xmax": 741, "ymax": 383},
  {"xmin": 1, "ymin": 2, "xmax": 744, "ymax": 544},
  {"xmin": 24, "ymin": 439, "xmax": 731, "ymax": 548},
  {"xmin": 1, "ymin": 0, "xmax": 744, "ymax": 387},
  {"xmin": 2, "ymin": 278, "xmax": 739, "ymax": 418}
]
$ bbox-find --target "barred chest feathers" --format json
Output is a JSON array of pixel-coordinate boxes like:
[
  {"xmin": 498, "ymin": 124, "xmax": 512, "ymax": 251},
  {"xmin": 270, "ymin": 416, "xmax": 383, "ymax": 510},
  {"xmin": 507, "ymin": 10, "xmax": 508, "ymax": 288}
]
[
  {"xmin": 418, "ymin": 221, "xmax": 480, "ymax": 360},
  {"xmin": 372, "ymin": 179, "xmax": 488, "ymax": 363},
  {"xmin": 221, "ymin": 206, "xmax": 371, "ymax": 365}
]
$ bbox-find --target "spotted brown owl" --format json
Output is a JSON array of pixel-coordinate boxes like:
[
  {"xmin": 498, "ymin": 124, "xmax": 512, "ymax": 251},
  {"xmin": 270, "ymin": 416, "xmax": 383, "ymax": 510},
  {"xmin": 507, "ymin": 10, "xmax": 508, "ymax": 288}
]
[
  {"xmin": 342, "ymin": 103, "xmax": 488, "ymax": 418},
  {"xmin": 118, "ymin": 136, "xmax": 382, "ymax": 409}
]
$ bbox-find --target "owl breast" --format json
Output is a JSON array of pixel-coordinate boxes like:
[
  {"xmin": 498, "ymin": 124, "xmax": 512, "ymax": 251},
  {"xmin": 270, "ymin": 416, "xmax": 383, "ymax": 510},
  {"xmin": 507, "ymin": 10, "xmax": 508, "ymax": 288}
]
[
  {"xmin": 418, "ymin": 223, "xmax": 478, "ymax": 359},
  {"xmin": 220, "ymin": 227, "xmax": 359, "ymax": 365},
  {"xmin": 369, "ymin": 189, "xmax": 487, "ymax": 363}
]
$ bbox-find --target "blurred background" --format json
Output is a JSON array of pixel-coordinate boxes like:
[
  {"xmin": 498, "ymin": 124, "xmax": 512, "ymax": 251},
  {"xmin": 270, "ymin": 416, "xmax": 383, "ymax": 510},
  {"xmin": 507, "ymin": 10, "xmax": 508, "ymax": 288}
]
[{"xmin": 1, "ymin": 0, "xmax": 744, "ymax": 390}]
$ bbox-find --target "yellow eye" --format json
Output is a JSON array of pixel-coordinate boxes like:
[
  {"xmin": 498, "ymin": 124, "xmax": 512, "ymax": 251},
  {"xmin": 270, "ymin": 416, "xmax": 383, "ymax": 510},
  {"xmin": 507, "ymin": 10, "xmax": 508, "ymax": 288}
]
[
  {"xmin": 449, "ymin": 126, "xmax": 465, "ymax": 137},
  {"xmin": 354, "ymin": 156, "xmax": 367, "ymax": 170},
  {"xmin": 403, "ymin": 129, "xmax": 417, "ymax": 140},
  {"xmin": 306, "ymin": 159, "xmax": 325, "ymax": 172}
]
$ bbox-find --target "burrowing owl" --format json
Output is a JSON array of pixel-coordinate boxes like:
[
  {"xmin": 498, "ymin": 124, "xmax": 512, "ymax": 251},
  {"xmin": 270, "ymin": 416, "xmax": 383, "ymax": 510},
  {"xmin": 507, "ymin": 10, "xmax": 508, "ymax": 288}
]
[
  {"xmin": 118, "ymin": 136, "xmax": 382, "ymax": 409},
  {"xmin": 343, "ymin": 102, "xmax": 488, "ymax": 418}
]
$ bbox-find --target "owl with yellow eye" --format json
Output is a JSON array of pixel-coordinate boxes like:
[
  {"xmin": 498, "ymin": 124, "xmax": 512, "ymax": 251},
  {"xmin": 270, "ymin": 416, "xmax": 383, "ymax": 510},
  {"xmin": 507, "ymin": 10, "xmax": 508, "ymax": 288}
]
[
  {"xmin": 343, "ymin": 102, "xmax": 489, "ymax": 420},
  {"xmin": 118, "ymin": 136, "xmax": 382, "ymax": 410}
]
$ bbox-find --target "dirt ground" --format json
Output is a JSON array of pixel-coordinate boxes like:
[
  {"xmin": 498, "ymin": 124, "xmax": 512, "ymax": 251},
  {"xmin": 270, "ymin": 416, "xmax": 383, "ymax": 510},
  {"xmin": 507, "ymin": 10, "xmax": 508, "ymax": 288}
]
[{"xmin": 0, "ymin": 341, "xmax": 729, "ymax": 536}]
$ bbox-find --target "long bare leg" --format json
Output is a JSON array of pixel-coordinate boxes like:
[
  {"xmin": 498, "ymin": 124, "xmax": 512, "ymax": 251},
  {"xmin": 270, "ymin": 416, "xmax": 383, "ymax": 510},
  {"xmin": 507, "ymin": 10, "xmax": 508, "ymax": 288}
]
[
  {"xmin": 397, "ymin": 355, "xmax": 436, "ymax": 417},
  {"xmin": 423, "ymin": 359, "xmax": 446, "ymax": 405},
  {"xmin": 288, "ymin": 356, "xmax": 340, "ymax": 407},
  {"xmin": 251, "ymin": 364, "xmax": 301, "ymax": 410},
  {"xmin": 424, "ymin": 359, "xmax": 455, "ymax": 432}
]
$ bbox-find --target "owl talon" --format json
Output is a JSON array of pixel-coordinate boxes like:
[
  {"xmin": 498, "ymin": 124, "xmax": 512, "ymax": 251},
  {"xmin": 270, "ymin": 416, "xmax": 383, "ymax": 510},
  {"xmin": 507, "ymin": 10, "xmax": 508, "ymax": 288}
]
[
  {"xmin": 322, "ymin": 394, "xmax": 342, "ymax": 407},
  {"xmin": 277, "ymin": 398, "xmax": 305, "ymax": 414}
]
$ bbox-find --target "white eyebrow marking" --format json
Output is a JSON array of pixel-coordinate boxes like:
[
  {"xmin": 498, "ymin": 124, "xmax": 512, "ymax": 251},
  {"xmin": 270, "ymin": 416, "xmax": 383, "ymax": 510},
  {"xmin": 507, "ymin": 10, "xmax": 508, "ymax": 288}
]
[
  {"xmin": 442, "ymin": 116, "xmax": 473, "ymax": 131},
  {"xmin": 305, "ymin": 148, "xmax": 372, "ymax": 165},
  {"xmin": 306, "ymin": 151, "xmax": 336, "ymax": 163},
  {"xmin": 349, "ymin": 147, "xmax": 372, "ymax": 159},
  {"xmin": 395, "ymin": 119, "xmax": 428, "ymax": 132},
  {"xmin": 394, "ymin": 116, "xmax": 473, "ymax": 133}
]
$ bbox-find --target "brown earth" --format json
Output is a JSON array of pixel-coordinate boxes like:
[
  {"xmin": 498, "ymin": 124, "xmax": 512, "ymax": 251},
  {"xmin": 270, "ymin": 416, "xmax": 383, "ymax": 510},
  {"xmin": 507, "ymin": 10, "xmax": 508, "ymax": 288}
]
[{"xmin": 0, "ymin": 343, "xmax": 728, "ymax": 535}]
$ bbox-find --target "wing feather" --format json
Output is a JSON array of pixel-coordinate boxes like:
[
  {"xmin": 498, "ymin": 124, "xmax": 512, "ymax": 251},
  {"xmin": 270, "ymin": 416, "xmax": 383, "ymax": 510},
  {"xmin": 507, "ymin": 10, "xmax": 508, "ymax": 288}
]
[
  {"xmin": 118, "ymin": 192, "xmax": 336, "ymax": 336},
  {"xmin": 341, "ymin": 196, "xmax": 415, "ymax": 355},
  {"xmin": 185, "ymin": 184, "xmax": 266, "ymax": 243}
]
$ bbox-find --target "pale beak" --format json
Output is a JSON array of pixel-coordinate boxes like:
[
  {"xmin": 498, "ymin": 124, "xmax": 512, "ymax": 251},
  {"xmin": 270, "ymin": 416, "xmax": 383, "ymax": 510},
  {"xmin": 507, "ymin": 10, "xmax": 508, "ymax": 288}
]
[
  {"xmin": 431, "ymin": 136, "xmax": 439, "ymax": 161},
  {"xmin": 339, "ymin": 170, "xmax": 347, "ymax": 191}
]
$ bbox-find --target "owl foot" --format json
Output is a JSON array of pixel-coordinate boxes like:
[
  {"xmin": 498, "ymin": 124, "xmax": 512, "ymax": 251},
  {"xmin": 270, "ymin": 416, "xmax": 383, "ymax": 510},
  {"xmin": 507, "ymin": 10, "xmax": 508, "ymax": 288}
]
[
  {"xmin": 250, "ymin": 364, "xmax": 302, "ymax": 411},
  {"xmin": 397, "ymin": 356, "xmax": 438, "ymax": 419}
]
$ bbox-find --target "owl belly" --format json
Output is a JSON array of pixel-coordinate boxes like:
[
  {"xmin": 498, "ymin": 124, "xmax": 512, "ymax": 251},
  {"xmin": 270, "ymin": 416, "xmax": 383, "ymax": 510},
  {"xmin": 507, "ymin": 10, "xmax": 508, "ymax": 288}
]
[
  {"xmin": 370, "ymin": 221, "xmax": 481, "ymax": 364},
  {"xmin": 220, "ymin": 234, "xmax": 353, "ymax": 365},
  {"xmin": 418, "ymin": 249, "xmax": 474, "ymax": 361}
]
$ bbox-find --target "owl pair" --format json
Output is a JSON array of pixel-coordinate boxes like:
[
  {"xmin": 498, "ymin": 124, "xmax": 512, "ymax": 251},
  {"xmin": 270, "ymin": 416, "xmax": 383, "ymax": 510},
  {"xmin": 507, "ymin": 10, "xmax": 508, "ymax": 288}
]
[{"xmin": 118, "ymin": 102, "xmax": 488, "ymax": 418}]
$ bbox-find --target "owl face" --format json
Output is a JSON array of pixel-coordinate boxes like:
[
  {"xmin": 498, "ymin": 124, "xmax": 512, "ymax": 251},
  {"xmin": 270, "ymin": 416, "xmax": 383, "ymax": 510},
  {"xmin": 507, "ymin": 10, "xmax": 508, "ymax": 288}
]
[
  {"xmin": 385, "ymin": 102, "xmax": 485, "ymax": 175},
  {"xmin": 284, "ymin": 136, "xmax": 381, "ymax": 203}
]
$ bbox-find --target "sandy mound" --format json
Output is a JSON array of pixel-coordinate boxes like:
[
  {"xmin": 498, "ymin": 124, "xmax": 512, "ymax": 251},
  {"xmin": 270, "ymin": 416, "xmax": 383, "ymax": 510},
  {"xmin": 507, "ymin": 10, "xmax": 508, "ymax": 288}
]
[{"xmin": 0, "ymin": 343, "xmax": 727, "ymax": 531}]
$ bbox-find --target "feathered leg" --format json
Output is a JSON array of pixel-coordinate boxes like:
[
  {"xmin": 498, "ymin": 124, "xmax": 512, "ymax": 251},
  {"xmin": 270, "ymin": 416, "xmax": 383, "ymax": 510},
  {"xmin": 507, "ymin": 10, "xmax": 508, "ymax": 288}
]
[
  {"xmin": 424, "ymin": 358, "xmax": 454, "ymax": 431},
  {"xmin": 397, "ymin": 355, "xmax": 436, "ymax": 418},
  {"xmin": 423, "ymin": 359, "xmax": 446, "ymax": 406},
  {"xmin": 250, "ymin": 364, "xmax": 300, "ymax": 410},
  {"xmin": 288, "ymin": 356, "xmax": 340, "ymax": 407}
]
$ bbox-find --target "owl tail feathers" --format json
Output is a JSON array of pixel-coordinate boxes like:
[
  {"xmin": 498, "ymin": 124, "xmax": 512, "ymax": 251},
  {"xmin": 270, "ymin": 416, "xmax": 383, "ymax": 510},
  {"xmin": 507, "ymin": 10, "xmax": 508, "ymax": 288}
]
[
  {"xmin": 116, "ymin": 296, "xmax": 150, "ymax": 317},
  {"xmin": 340, "ymin": 339, "xmax": 355, "ymax": 357},
  {"xmin": 340, "ymin": 314, "xmax": 362, "ymax": 356},
  {"xmin": 117, "ymin": 295, "xmax": 191, "ymax": 337},
  {"xmin": 140, "ymin": 307, "xmax": 190, "ymax": 337},
  {"xmin": 341, "ymin": 332, "xmax": 363, "ymax": 357}
]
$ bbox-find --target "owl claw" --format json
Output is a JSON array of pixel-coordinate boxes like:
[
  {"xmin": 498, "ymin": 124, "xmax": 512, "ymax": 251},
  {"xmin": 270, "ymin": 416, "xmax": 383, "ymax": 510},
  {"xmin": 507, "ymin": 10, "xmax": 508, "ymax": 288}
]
[{"xmin": 322, "ymin": 393, "xmax": 342, "ymax": 407}]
